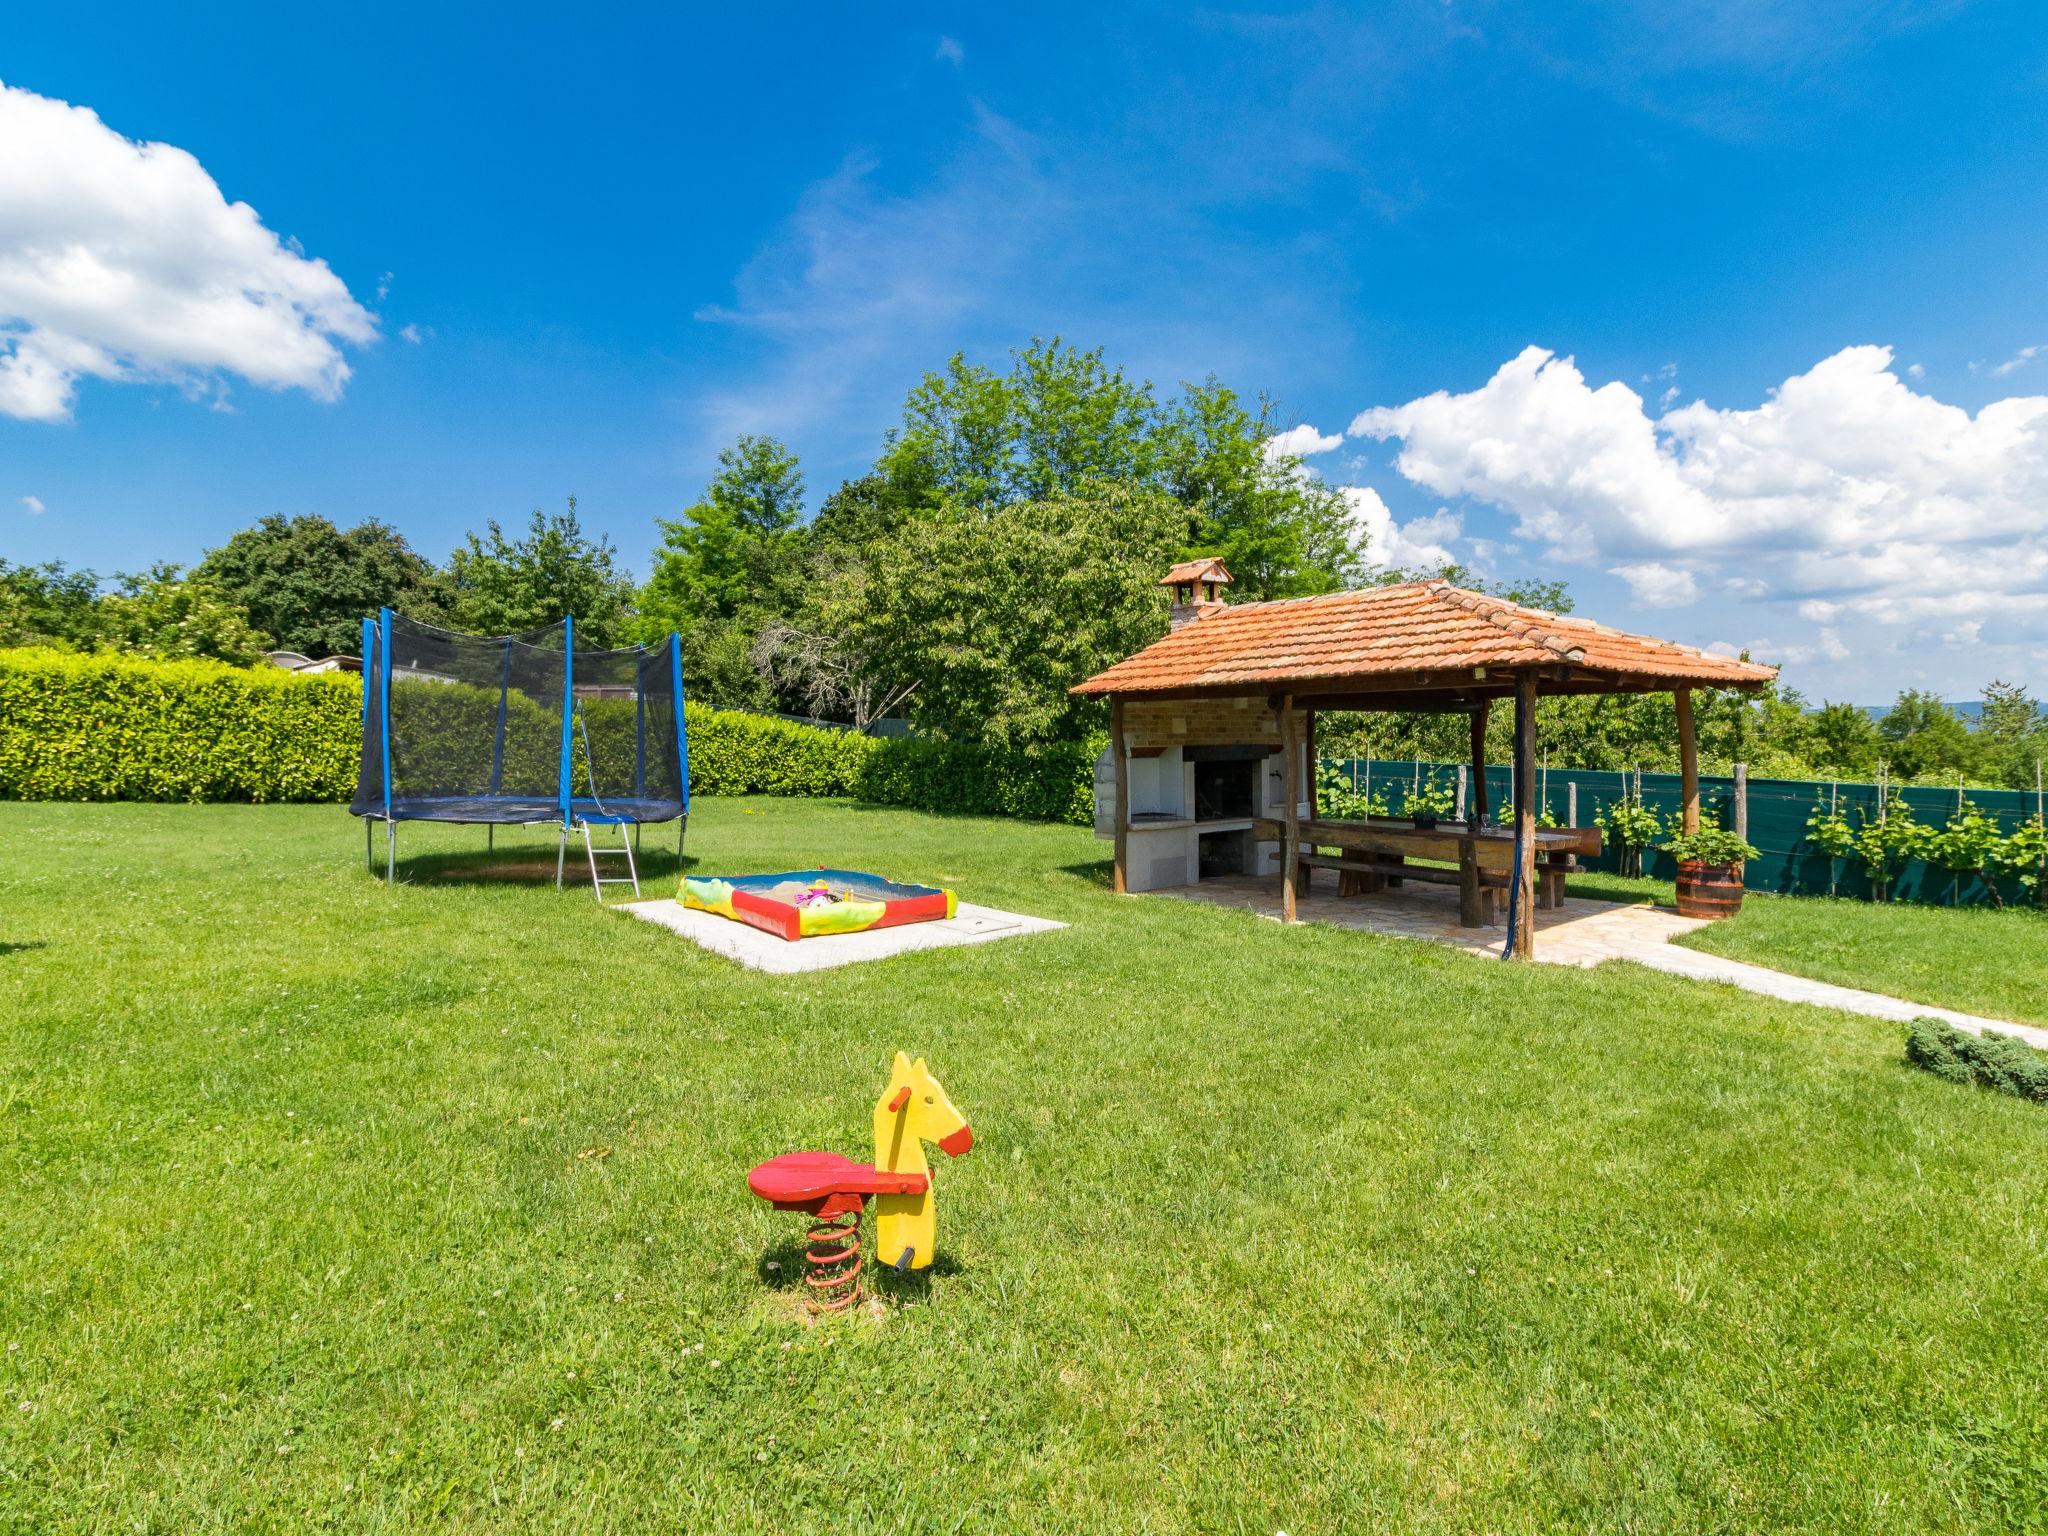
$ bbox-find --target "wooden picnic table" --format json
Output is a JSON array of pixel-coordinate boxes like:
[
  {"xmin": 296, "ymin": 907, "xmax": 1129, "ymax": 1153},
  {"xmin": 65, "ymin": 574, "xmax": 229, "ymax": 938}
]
[{"xmin": 1250, "ymin": 816, "xmax": 1603, "ymax": 927}]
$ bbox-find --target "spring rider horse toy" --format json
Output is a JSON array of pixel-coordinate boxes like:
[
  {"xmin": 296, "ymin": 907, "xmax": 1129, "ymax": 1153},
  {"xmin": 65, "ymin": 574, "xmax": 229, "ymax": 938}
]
[{"xmin": 747, "ymin": 1053, "xmax": 973, "ymax": 1315}]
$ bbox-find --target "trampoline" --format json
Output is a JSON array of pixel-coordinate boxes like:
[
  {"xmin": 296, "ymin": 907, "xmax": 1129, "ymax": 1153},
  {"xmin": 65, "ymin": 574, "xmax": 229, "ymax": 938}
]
[{"xmin": 351, "ymin": 609, "xmax": 689, "ymax": 888}]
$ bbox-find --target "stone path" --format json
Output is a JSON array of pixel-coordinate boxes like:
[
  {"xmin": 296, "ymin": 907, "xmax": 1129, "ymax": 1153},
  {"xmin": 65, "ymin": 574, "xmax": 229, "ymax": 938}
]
[{"xmin": 1164, "ymin": 875, "xmax": 2048, "ymax": 1050}]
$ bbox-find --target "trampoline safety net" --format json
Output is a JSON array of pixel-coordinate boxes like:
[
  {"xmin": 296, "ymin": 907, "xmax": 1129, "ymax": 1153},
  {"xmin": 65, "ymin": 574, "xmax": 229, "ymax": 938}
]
[{"xmin": 351, "ymin": 611, "xmax": 689, "ymax": 825}]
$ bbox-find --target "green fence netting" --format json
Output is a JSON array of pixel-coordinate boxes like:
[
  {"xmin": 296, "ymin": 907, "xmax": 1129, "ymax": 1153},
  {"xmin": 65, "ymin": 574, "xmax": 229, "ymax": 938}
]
[{"xmin": 1320, "ymin": 758, "xmax": 2048, "ymax": 907}]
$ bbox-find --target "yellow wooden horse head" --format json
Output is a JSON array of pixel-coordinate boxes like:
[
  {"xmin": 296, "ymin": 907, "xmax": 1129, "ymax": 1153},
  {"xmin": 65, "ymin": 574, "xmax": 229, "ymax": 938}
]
[{"xmin": 870, "ymin": 1052, "xmax": 971, "ymax": 1271}]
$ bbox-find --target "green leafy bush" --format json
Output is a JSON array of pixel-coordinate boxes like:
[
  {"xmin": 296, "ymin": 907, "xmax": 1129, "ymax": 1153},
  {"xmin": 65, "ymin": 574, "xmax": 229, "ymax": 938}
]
[
  {"xmin": 1905, "ymin": 1017, "xmax": 2048, "ymax": 1104},
  {"xmin": 0, "ymin": 647, "xmax": 361, "ymax": 803},
  {"xmin": 0, "ymin": 648, "xmax": 1098, "ymax": 825}
]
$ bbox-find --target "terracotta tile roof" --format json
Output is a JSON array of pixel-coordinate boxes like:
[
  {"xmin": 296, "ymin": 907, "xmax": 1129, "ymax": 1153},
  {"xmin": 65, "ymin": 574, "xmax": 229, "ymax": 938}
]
[
  {"xmin": 1159, "ymin": 557, "xmax": 1233, "ymax": 588},
  {"xmin": 1072, "ymin": 580, "xmax": 1778, "ymax": 697}
]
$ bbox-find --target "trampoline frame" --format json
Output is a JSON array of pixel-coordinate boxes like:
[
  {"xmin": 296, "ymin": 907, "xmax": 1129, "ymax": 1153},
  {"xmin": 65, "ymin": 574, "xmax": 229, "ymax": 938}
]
[{"xmin": 355, "ymin": 609, "xmax": 691, "ymax": 885}]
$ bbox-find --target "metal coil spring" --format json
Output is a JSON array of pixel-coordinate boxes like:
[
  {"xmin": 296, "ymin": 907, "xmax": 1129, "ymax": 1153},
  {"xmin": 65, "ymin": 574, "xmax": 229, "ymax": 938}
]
[{"xmin": 803, "ymin": 1209, "xmax": 864, "ymax": 1315}]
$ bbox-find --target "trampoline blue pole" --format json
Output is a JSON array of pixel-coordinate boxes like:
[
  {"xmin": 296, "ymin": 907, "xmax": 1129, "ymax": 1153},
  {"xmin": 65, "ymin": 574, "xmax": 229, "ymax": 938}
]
[
  {"xmin": 359, "ymin": 617, "xmax": 372, "ymax": 724},
  {"xmin": 671, "ymin": 632, "xmax": 689, "ymax": 814},
  {"xmin": 558, "ymin": 614, "xmax": 576, "ymax": 827},
  {"xmin": 378, "ymin": 608, "xmax": 393, "ymax": 821}
]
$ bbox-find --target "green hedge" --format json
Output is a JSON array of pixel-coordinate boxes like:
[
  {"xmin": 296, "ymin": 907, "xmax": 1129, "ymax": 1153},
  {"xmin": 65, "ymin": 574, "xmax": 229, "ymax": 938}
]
[
  {"xmin": 0, "ymin": 648, "xmax": 1097, "ymax": 825},
  {"xmin": 1906, "ymin": 1018, "xmax": 2048, "ymax": 1104},
  {"xmin": 0, "ymin": 647, "xmax": 361, "ymax": 802}
]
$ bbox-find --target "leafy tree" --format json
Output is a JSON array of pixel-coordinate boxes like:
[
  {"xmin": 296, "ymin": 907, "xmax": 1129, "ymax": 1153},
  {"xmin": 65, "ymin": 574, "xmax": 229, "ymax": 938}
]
[
  {"xmin": 1977, "ymin": 679, "xmax": 2045, "ymax": 789},
  {"xmin": 88, "ymin": 564, "xmax": 271, "ymax": 665},
  {"xmin": 875, "ymin": 339, "xmax": 1360, "ymax": 596},
  {"xmin": 0, "ymin": 560, "xmax": 100, "ymax": 649},
  {"xmin": 446, "ymin": 499, "xmax": 633, "ymax": 644},
  {"xmin": 841, "ymin": 488, "xmax": 1183, "ymax": 746},
  {"xmin": 196, "ymin": 514, "xmax": 446, "ymax": 657},
  {"xmin": 636, "ymin": 438, "xmax": 810, "ymax": 708},
  {"xmin": 1797, "ymin": 701, "xmax": 1886, "ymax": 778},
  {"xmin": 1880, "ymin": 690, "xmax": 1979, "ymax": 781},
  {"xmin": 1161, "ymin": 380, "xmax": 1359, "ymax": 597}
]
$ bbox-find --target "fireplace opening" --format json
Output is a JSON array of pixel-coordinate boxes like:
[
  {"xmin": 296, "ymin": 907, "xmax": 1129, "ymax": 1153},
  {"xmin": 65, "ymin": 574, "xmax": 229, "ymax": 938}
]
[
  {"xmin": 1199, "ymin": 827, "xmax": 1249, "ymax": 879},
  {"xmin": 1193, "ymin": 759, "xmax": 1255, "ymax": 821}
]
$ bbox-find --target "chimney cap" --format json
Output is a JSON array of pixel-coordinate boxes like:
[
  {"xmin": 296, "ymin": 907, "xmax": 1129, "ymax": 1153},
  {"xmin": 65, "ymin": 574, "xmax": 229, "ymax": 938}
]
[{"xmin": 1159, "ymin": 558, "xmax": 1233, "ymax": 589}]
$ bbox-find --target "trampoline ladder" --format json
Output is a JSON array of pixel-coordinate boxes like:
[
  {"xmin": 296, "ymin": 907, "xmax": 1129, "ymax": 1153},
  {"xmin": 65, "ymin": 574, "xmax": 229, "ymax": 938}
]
[{"xmin": 576, "ymin": 817, "xmax": 641, "ymax": 904}]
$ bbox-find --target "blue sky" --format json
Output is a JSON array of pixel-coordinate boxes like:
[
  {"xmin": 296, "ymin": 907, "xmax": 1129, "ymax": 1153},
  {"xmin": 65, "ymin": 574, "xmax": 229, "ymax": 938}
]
[{"xmin": 4, "ymin": 1, "xmax": 2046, "ymax": 700}]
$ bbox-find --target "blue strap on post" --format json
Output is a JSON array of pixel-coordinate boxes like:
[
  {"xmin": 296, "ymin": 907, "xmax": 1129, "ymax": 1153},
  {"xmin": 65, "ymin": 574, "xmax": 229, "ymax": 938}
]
[
  {"xmin": 1500, "ymin": 824, "xmax": 1524, "ymax": 959},
  {"xmin": 558, "ymin": 615, "xmax": 576, "ymax": 826},
  {"xmin": 378, "ymin": 608, "xmax": 393, "ymax": 820}
]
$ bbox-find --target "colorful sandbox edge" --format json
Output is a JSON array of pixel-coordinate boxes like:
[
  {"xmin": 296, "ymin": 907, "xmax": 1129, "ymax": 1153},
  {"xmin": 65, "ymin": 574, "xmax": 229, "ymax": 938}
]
[{"xmin": 682, "ymin": 869, "xmax": 958, "ymax": 942}]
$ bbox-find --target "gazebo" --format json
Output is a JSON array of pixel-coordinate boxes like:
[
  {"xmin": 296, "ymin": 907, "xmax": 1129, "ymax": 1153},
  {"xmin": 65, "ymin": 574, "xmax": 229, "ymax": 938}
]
[{"xmin": 1071, "ymin": 575, "xmax": 1777, "ymax": 958}]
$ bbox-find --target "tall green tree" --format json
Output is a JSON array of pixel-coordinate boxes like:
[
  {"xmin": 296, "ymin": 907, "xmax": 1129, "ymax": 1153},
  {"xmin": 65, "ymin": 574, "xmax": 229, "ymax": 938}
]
[
  {"xmin": 1880, "ymin": 690, "xmax": 1979, "ymax": 781},
  {"xmin": 1978, "ymin": 679, "xmax": 2046, "ymax": 789},
  {"xmin": 196, "ymin": 514, "xmax": 446, "ymax": 656},
  {"xmin": 636, "ymin": 437, "xmax": 808, "ymax": 708},
  {"xmin": 839, "ymin": 488, "xmax": 1184, "ymax": 746},
  {"xmin": 874, "ymin": 339, "xmax": 1360, "ymax": 595},
  {"xmin": 447, "ymin": 499, "xmax": 633, "ymax": 644},
  {"xmin": 0, "ymin": 560, "xmax": 100, "ymax": 650}
]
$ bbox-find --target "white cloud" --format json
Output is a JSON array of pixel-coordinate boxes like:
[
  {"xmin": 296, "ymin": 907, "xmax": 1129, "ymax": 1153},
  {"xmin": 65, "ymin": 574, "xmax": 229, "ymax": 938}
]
[
  {"xmin": 1906, "ymin": 362, "xmax": 1924, "ymax": 378},
  {"xmin": 1609, "ymin": 560, "xmax": 1697, "ymax": 607},
  {"xmin": 1797, "ymin": 599, "xmax": 1840, "ymax": 622},
  {"xmin": 1986, "ymin": 343, "xmax": 2042, "ymax": 378},
  {"xmin": 1350, "ymin": 344, "xmax": 2048, "ymax": 633},
  {"xmin": 0, "ymin": 81, "xmax": 375, "ymax": 422},
  {"xmin": 1342, "ymin": 486, "xmax": 1461, "ymax": 571},
  {"xmin": 20, "ymin": 494, "xmax": 44, "ymax": 514},
  {"xmin": 1263, "ymin": 422, "xmax": 1343, "ymax": 461},
  {"xmin": 935, "ymin": 36, "xmax": 965, "ymax": 66},
  {"xmin": 1942, "ymin": 619, "xmax": 1983, "ymax": 645},
  {"xmin": 398, "ymin": 322, "xmax": 431, "ymax": 345}
]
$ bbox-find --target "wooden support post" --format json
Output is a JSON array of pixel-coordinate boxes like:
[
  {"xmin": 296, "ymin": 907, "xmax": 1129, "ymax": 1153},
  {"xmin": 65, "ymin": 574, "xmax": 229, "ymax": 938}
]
[
  {"xmin": 1279, "ymin": 695, "xmax": 1300, "ymax": 923},
  {"xmin": 1458, "ymin": 833, "xmax": 1485, "ymax": 927},
  {"xmin": 1733, "ymin": 762, "xmax": 1749, "ymax": 845},
  {"xmin": 1110, "ymin": 696, "xmax": 1128, "ymax": 895},
  {"xmin": 1512, "ymin": 672, "xmax": 1538, "ymax": 959},
  {"xmin": 1469, "ymin": 702, "xmax": 1490, "ymax": 824},
  {"xmin": 1676, "ymin": 687, "xmax": 1700, "ymax": 835}
]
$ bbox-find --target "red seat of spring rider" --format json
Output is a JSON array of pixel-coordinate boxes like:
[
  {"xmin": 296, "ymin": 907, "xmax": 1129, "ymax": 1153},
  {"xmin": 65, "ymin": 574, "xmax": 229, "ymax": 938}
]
[{"xmin": 747, "ymin": 1152, "xmax": 930, "ymax": 1211}]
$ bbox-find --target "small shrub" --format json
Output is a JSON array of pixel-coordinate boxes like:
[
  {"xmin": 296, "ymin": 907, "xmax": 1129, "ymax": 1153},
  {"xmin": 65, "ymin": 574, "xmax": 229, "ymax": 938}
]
[{"xmin": 1905, "ymin": 1017, "xmax": 2048, "ymax": 1104}]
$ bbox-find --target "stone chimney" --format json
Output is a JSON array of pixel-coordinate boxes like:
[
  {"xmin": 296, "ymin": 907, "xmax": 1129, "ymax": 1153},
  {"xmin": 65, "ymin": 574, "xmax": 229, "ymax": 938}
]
[{"xmin": 1160, "ymin": 558, "xmax": 1232, "ymax": 631}]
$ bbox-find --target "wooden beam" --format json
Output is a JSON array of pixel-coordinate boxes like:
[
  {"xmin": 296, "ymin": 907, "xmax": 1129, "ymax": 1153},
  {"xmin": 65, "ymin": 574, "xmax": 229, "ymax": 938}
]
[
  {"xmin": 1110, "ymin": 696, "xmax": 1128, "ymax": 895},
  {"xmin": 1675, "ymin": 687, "xmax": 1700, "ymax": 835},
  {"xmin": 1278, "ymin": 695, "xmax": 1300, "ymax": 923},
  {"xmin": 1512, "ymin": 672, "xmax": 1538, "ymax": 959},
  {"xmin": 1469, "ymin": 700, "xmax": 1490, "ymax": 824}
]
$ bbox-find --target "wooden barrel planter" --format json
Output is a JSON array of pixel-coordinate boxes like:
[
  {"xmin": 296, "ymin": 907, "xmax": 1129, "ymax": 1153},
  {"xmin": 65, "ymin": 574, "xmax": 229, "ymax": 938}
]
[{"xmin": 1675, "ymin": 859, "xmax": 1744, "ymax": 920}]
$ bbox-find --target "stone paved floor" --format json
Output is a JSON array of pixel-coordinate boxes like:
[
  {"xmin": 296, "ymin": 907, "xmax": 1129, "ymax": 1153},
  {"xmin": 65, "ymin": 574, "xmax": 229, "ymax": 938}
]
[{"xmin": 1160, "ymin": 875, "xmax": 2048, "ymax": 1050}]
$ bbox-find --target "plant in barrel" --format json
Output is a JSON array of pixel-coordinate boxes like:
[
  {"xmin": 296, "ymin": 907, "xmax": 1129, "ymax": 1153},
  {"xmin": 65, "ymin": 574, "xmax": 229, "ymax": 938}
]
[
  {"xmin": 1595, "ymin": 791, "xmax": 1663, "ymax": 878},
  {"xmin": 1660, "ymin": 823, "xmax": 1761, "ymax": 920},
  {"xmin": 1850, "ymin": 794, "xmax": 1925, "ymax": 903},
  {"xmin": 1805, "ymin": 797, "xmax": 1855, "ymax": 897},
  {"xmin": 1925, "ymin": 798, "xmax": 2006, "ymax": 908},
  {"xmin": 1988, "ymin": 814, "xmax": 2048, "ymax": 909}
]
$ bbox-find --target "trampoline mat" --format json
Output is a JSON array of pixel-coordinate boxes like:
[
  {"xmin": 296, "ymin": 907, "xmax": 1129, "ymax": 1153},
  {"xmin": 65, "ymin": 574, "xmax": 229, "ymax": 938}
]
[{"xmin": 369, "ymin": 796, "xmax": 683, "ymax": 825}]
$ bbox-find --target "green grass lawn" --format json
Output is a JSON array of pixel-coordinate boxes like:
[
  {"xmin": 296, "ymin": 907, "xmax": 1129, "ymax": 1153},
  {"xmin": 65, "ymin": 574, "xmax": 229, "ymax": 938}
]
[
  {"xmin": 3, "ymin": 799, "xmax": 2046, "ymax": 1533},
  {"xmin": 1675, "ymin": 891, "xmax": 2048, "ymax": 1030}
]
